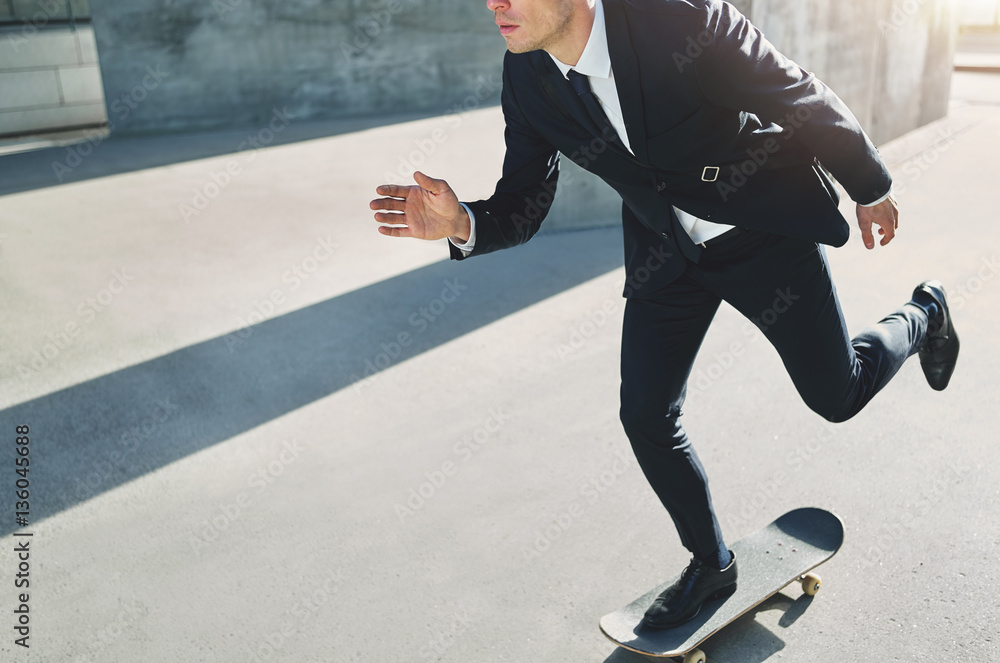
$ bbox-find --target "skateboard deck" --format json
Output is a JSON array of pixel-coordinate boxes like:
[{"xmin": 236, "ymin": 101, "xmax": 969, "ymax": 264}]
[{"xmin": 600, "ymin": 507, "xmax": 844, "ymax": 662}]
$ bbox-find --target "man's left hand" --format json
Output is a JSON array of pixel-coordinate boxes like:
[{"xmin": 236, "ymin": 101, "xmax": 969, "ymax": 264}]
[{"xmin": 856, "ymin": 194, "xmax": 899, "ymax": 249}]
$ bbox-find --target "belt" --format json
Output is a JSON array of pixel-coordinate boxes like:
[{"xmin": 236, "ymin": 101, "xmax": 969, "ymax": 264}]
[{"xmin": 697, "ymin": 227, "xmax": 743, "ymax": 249}]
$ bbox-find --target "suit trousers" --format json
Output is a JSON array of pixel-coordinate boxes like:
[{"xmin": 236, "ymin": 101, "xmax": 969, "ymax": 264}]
[{"xmin": 618, "ymin": 228, "xmax": 927, "ymax": 559}]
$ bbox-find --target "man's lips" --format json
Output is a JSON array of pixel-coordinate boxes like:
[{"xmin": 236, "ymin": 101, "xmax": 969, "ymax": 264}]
[{"xmin": 498, "ymin": 23, "xmax": 518, "ymax": 36}]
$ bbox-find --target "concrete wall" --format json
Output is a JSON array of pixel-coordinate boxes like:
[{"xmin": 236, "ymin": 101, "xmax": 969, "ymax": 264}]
[
  {"xmin": 79, "ymin": 0, "xmax": 955, "ymax": 230},
  {"xmin": 872, "ymin": 0, "xmax": 957, "ymax": 141},
  {"xmin": 87, "ymin": 0, "xmax": 507, "ymax": 134},
  {"xmin": 749, "ymin": 0, "xmax": 957, "ymax": 144},
  {"xmin": 83, "ymin": 0, "xmax": 957, "ymax": 143}
]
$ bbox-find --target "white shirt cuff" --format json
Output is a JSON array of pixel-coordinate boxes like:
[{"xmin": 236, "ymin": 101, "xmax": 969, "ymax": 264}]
[
  {"xmin": 448, "ymin": 203, "xmax": 476, "ymax": 255},
  {"xmin": 859, "ymin": 188, "xmax": 893, "ymax": 207}
]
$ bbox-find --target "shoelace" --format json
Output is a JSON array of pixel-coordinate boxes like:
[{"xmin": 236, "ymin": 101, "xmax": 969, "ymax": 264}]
[{"xmin": 926, "ymin": 314, "xmax": 949, "ymax": 351}]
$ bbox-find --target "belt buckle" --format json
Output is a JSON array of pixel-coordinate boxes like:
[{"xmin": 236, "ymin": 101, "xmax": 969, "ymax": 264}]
[{"xmin": 701, "ymin": 166, "xmax": 719, "ymax": 182}]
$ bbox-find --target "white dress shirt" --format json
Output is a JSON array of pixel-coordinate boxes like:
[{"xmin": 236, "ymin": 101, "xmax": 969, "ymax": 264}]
[{"xmin": 451, "ymin": 0, "xmax": 890, "ymax": 254}]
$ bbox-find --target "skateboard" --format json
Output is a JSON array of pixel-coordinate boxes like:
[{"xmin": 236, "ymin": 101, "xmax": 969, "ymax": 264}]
[{"xmin": 600, "ymin": 507, "xmax": 844, "ymax": 663}]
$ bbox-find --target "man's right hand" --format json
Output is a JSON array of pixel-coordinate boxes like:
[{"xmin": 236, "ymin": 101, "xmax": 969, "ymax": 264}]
[
  {"xmin": 855, "ymin": 193, "xmax": 898, "ymax": 250},
  {"xmin": 370, "ymin": 171, "xmax": 471, "ymax": 243}
]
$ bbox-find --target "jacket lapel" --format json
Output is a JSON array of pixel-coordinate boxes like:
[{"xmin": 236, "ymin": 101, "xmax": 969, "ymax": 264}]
[
  {"xmin": 535, "ymin": 54, "xmax": 607, "ymax": 140},
  {"xmin": 537, "ymin": 56, "xmax": 647, "ymax": 168},
  {"xmin": 603, "ymin": 0, "xmax": 649, "ymax": 164}
]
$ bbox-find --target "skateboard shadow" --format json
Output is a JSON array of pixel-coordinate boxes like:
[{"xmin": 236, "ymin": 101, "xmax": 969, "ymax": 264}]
[
  {"xmin": 778, "ymin": 592, "xmax": 814, "ymax": 628},
  {"xmin": 602, "ymin": 592, "xmax": 810, "ymax": 663}
]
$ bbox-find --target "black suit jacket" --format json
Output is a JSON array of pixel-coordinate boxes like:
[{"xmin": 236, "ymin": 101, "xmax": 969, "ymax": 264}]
[{"xmin": 452, "ymin": 0, "xmax": 892, "ymax": 294}]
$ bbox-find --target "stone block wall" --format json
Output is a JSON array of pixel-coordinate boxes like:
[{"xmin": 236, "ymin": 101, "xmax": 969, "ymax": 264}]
[{"xmin": 0, "ymin": 6, "xmax": 107, "ymax": 138}]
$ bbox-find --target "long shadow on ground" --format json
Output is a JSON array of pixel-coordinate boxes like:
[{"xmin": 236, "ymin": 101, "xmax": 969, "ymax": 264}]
[
  {"xmin": 0, "ymin": 108, "xmax": 483, "ymax": 197},
  {"xmin": 0, "ymin": 226, "xmax": 623, "ymax": 536}
]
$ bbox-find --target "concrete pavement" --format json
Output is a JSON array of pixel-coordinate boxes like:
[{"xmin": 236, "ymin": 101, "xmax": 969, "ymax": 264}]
[{"xmin": 0, "ymin": 74, "xmax": 998, "ymax": 662}]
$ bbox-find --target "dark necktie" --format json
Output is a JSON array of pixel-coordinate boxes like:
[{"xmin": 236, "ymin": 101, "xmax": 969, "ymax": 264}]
[
  {"xmin": 567, "ymin": 69, "xmax": 620, "ymax": 143},
  {"xmin": 568, "ymin": 71, "xmax": 701, "ymax": 263}
]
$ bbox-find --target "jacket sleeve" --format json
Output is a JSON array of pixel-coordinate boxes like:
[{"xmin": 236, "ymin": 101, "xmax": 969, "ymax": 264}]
[
  {"xmin": 452, "ymin": 53, "xmax": 561, "ymax": 261},
  {"xmin": 692, "ymin": 0, "xmax": 891, "ymax": 204}
]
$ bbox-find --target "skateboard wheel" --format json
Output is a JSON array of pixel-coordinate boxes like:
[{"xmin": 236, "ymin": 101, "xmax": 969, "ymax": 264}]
[
  {"xmin": 801, "ymin": 573, "xmax": 821, "ymax": 596},
  {"xmin": 683, "ymin": 648, "xmax": 707, "ymax": 663}
]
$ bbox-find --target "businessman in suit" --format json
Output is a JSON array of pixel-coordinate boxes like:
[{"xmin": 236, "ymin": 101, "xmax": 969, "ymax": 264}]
[{"xmin": 370, "ymin": 0, "xmax": 960, "ymax": 628}]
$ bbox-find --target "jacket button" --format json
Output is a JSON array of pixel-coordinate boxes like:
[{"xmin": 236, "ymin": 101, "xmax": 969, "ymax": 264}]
[
  {"xmin": 656, "ymin": 182, "xmax": 666, "ymax": 192},
  {"xmin": 660, "ymin": 232, "xmax": 671, "ymax": 239}
]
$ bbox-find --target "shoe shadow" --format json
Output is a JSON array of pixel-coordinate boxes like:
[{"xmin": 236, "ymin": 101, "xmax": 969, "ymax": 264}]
[{"xmin": 602, "ymin": 592, "xmax": 810, "ymax": 663}]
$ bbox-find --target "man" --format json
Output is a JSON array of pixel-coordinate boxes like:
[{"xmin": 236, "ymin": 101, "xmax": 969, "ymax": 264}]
[{"xmin": 370, "ymin": 0, "xmax": 959, "ymax": 628}]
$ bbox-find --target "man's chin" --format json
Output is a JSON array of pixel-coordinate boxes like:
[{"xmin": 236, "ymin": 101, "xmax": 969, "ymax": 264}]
[{"xmin": 503, "ymin": 37, "xmax": 541, "ymax": 54}]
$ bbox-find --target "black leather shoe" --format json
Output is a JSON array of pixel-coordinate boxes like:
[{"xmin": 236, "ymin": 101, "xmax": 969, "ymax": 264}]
[
  {"xmin": 642, "ymin": 553, "xmax": 737, "ymax": 629},
  {"xmin": 912, "ymin": 280, "xmax": 959, "ymax": 391}
]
